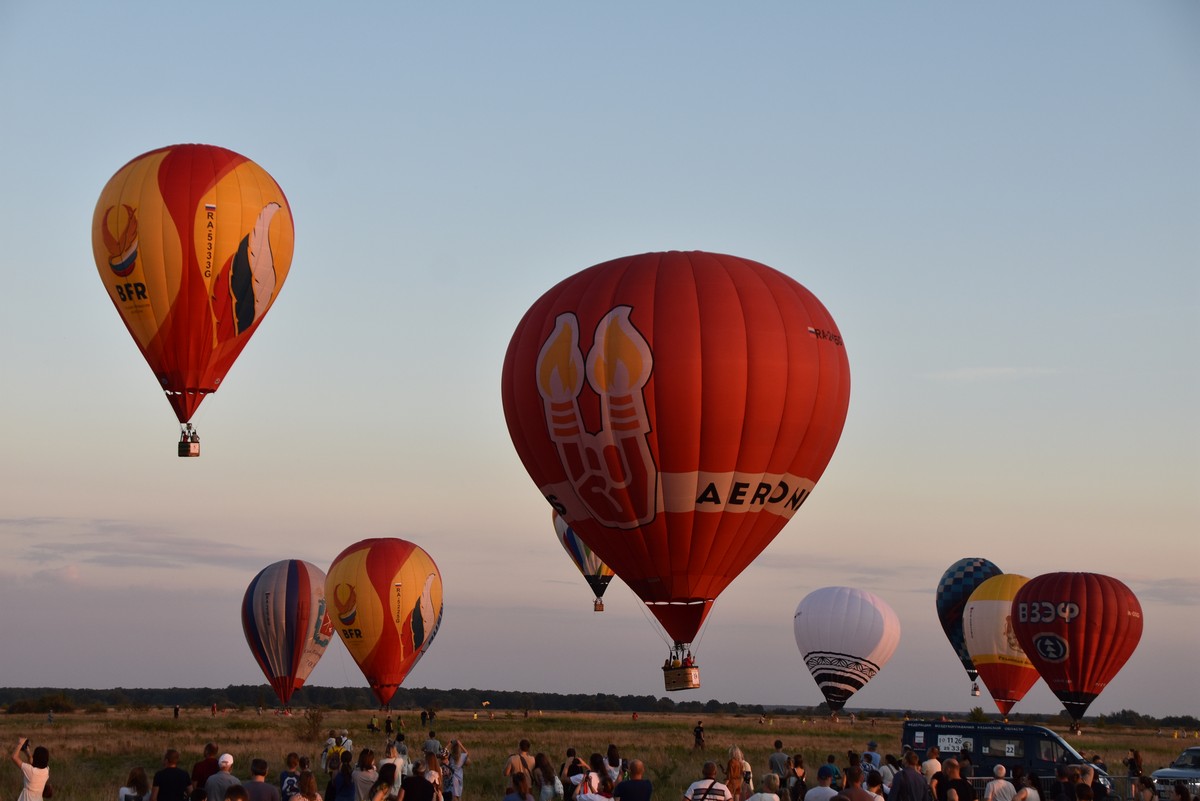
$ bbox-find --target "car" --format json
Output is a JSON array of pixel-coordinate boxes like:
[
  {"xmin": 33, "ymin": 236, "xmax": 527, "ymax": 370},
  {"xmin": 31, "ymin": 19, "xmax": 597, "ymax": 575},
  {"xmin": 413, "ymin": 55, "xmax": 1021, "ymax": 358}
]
[
  {"xmin": 901, "ymin": 720, "xmax": 1114, "ymax": 794},
  {"xmin": 1151, "ymin": 747, "xmax": 1200, "ymax": 801}
]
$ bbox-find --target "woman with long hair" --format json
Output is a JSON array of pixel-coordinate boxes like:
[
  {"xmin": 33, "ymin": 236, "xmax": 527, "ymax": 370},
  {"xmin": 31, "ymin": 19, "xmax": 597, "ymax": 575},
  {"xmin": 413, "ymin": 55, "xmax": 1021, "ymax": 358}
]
[
  {"xmin": 448, "ymin": 741, "xmax": 469, "ymax": 801},
  {"xmin": 353, "ymin": 750, "xmax": 379, "ymax": 801},
  {"xmin": 10, "ymin": 739, "xmax": 50, "ymax": 801},
  {"xmin": 369, "ymin": 764, "xmax": 399, "ymax": 801},
  {"xmin": 424, "ymin": 751, "xmax": 443, "ymax": 798},
  {"xmin": 295, "ymin": 771, "xmax": 322, "ymax": 801},
  {"xmin": 604, "ymin": 746, "xmax": 624, "ymax": 784},
  {"xmin": 120, "ymin": 766, "xmax": 150, "ymax": 801},
  {"xmin": 533, "ymin": 753, "xmax": 563, "ymax": 801}
]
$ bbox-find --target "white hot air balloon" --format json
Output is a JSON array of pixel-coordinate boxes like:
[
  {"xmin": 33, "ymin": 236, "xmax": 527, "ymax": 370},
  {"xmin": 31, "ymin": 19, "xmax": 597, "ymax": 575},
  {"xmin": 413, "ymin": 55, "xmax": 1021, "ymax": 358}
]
[{"xmin": 793, "ymin": 586, "xmax": 901, "ymax": 712}]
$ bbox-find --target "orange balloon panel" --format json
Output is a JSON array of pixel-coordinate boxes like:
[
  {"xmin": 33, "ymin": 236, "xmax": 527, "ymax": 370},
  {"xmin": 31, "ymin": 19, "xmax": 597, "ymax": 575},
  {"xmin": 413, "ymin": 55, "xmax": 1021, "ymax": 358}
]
[
  {"xmin": 325, "ymin": 538, "xmax": 443, "ymax": 707},
  {"xmin": 92, "ymin": 144, "xmax": 294, "ymax": 423},
  {"xmin": 502, "ymin": 252, "xmax": 851, "ymax": 644}
]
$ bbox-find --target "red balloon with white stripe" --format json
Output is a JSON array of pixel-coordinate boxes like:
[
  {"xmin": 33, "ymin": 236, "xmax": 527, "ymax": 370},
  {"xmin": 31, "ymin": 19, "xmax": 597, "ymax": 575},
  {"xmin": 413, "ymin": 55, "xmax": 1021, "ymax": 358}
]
[{"xmin": 241, "ymin": 559, "xmax": 334, "ymax": 707}]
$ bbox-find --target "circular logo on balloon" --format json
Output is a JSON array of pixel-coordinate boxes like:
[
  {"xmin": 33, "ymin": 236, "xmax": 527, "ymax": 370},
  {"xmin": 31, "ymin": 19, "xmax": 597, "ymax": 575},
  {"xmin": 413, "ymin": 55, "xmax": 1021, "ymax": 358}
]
[{"xmin": 1033, "ymin": 633, "xmax": 1069, "ymax": 663}]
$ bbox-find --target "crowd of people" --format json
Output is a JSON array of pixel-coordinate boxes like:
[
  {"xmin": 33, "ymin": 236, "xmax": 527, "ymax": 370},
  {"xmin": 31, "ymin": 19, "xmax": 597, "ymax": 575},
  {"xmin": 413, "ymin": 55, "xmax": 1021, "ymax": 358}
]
[{"xmin": 7, "ymin": 725, "xmax": 1195, "ymax": 801}]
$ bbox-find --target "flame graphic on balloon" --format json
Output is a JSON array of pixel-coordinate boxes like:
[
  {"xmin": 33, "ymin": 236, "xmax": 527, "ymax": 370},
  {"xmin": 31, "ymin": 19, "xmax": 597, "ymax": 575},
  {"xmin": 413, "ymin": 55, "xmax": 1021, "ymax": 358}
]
[
  {"xmin": 535, "ymin": 307, "xmax": 657, "ymax": 529},
  {"xmin": 101, "ymin": 205, "xmax": 139, "ymax": 277},
  {"xmin": 333, "ymin": 583, "xmax": 357, "ymax": 626}
]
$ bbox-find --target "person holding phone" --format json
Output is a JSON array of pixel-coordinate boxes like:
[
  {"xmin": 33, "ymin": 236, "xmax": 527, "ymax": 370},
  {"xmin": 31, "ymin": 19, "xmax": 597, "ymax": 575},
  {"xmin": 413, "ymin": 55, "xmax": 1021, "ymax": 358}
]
[{"xmin": 10, "ymin": 737, "xmax": 51, "ymax": 800}]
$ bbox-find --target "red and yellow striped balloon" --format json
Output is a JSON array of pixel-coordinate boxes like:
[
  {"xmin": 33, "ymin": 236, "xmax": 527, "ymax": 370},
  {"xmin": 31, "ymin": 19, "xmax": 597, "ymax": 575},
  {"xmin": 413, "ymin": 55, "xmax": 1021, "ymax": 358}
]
[
  {"xmin": 91, "ymin": 144, "xmax": 294, "ymax": 424},
  {"xmin": 325, "ymin": 538, "xmax": 444, "ymax": 707}
]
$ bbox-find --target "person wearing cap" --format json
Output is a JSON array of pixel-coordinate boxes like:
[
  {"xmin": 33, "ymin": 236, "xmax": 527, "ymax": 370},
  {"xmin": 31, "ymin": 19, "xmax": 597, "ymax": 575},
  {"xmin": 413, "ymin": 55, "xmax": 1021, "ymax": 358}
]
[
  {"xmin": 805, "ymin": 766, "xmax": 838, "ymax": 801},
  {"xmin": 864, "ymin": 743, "xmax": 881, "ymax": 770},
  {"xmin": 205, "ymin": 754, "xmax": 241, "ymax": 801}
]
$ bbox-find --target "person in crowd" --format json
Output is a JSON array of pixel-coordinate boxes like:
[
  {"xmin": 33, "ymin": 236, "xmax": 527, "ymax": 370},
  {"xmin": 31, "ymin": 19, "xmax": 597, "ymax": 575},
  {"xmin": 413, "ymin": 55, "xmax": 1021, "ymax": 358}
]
[
  {"xmin": 423, "ymin": 734, "xmax": 442, "ymax": 759},
  {"xmin": 152, "ymin": 749, "xmax": 192, "ymax": 801},
  {"xmin": 206, "ymin": 755, "xmax": 241, "ymax": 801},
  {"xmin": 880, "ymin": 757, "xmax": 900, "ymax": 790},
  {"xmin": 613, "ymin": 759, "xmax": 652, "ymax": 801},
  {"xmin": 1078, "ymin": 766, "xmax": 1106, "ymax": 801},
  {"xmin": 684, "ymin": 762, "xmax": 734, "ymax": 801},
  {"xmin": 747, "ymin": 774, "xmax": 782, "ymax": 801},
  {"xmin": 937, "ymin": 760, "xmax": 975, "ymax": 801},
  {"xmin": 769, "ymin": 744, "xmax": 790, "ymax": 780},
  {"xmin": 1171, "ymin": 782, "xmax": 1191, "ymax": 801},
  {"xmin": 1135, "ymin": 778, "xmax": 1155, "ymax": 801},
  {"xmin": 842, "ymin": 768, "xmax": 874, "ymax": 801},
  {"xmin": 888, "ymin": 753, "xmax": 932, "ymax": 801},
  {"xmin": 446, "ymin": 740, "xmax": 469, "ymax": 801},
  {"xmin": 561, "ymin": 749, "xmax": 589, "ymax": 801},
  {"xmin": 863, "ymin": 745, "xmax": 882, "ymax": 771},
  {"xmin": 606, "ymin": 745, "xmax": 627, "ymax": 784},
  {"xmin": 193, "ymin": 745, "xmax": 221, "ymax": 801},
  {"xmin": 957, "ymin": 751, "xmax": 973, "ymax": 780},
  {"xmin": 327, "ymin": 751, "xmax": 356, "ymax": 801},
  {"xmin": 245, "ymin": 759, "xmax": 281, "ymax": 801},
  {"xmin": 121, "ymin": 767, "xmax": 152, "ymax": 801},
  {"xmin": 506, "ymin": 741, "xmax": 537, "ymax": 781},
  {"xmin": 865, "ymin": 770, "xmax": 886, "ymax": 801},
  {"xmin": 340, "ymin": 732, "xmax": 355, "ymax": 756},
  {"xmin": 985, "ymin": 766, "xmax": 1015, "ymax": 801},
  {"xmin": 804, "ymin": 766, "xmax": 837, "ymax": 801},
  {"xmin": 505, "ymin": 773, "xmax": 536, "ymax": 801},
  {"xmin": 226, "ymin": 788, "xmax": 250, "ymax": 801},
  {"xmin": 534, "ymin": 753, "xmax": 563, "ymax": 801},
  {"xmin": 422, "ymin": 751, "xmax": 442, "ymax": 798},
  {"xmin": 1013, "ymin": 774, "xmax": 1041, "ymax": 801},
  {"xmin": 10, "ymin": 738, "xmax": 49, "ymax": 801},
  {"xmin": 400, "ymin": 762, "xmax": 437, "ymax": 801},
  {"xmin": 922, "ymin": 750, "xmax": 941, "ymax": 786},
  {"xmin": 380, "ymin": 743, "xmax": 407, "ymax": 781},
  {"xmin": 368, "ymin": 764, "xmax": 399, "ymax": 801},
  {"xmin": 786, "ymin": 756, "xmax": 807, "ymax": 801},
  {"xmin": 281, "ymin": 754, "xmax": 301, "ymax": 801},
  {"xmin": 294, "ymin": 772, "xmax": 321, "ymax": 801},
  {"xmin": 353, "ymin": 750, "xmax": 379, "ymax": 801},
  {"xmin": 724, "ymin": 747, "xmax": 752, "ymax": 801}
]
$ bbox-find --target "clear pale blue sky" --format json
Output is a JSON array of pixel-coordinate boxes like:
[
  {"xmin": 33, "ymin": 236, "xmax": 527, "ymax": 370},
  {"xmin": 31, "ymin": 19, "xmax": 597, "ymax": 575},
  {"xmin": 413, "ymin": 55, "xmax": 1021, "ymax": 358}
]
[{"xmin": 0, "ymin": 3, "xmax": 1196, "ymax": 717}]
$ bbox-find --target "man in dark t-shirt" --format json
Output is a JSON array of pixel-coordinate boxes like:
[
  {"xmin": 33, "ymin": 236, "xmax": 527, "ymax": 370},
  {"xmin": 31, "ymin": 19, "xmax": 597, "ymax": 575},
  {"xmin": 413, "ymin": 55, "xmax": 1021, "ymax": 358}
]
[
  {"xmin": 935, "ymin": 760, "xmax": 976, "ymax": 801},
  {"xmin": 153, "ymin": 749, "xmax": 193, "ymax": 801},
  {"xmin": 401, "ymin": 773, "xmax": 437, "ymax": 801},
  {"xmin": 614, "ymin": 760, "xmax": 653, "ymax": 801}
]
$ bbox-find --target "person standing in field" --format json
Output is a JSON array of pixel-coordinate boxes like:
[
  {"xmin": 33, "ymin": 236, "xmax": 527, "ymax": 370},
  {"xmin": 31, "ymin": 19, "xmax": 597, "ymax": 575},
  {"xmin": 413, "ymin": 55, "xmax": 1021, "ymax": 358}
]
[
  {"xmin": 747, "ymin": 774, "xmax": 782, "ymax": 801},
  {"xmin": 152, "ymin": 749, "xmax": 192, "ymax": 801},
  {"xmin": 446, "ymin": 740, "xmax": 469, "ymax": 801},
  {"xmin": 684, "ymin": 762, "xmax": 734, "ymax": 801},
  {"xmin": 887, "ymin": 753, "xmax": 932, "ymax": 801},
  {"xmin": 560, "ymin": 748, "xmax": 588, "ymax": 801},
  {"xmin": 803, "ymin": 766, "xmax": 837, "ymax": 801},
  {"xmin": 614, "ymin": 759, "xmax": 652, "ymax": 801},
  {"xmin": 10, "ymin": 738, "xmax": 50, "ymax": 801},
  {"xmin": 352, "ymin": 750, "xmax": 379, "ymax": 801},
  {"xmin": 280, "ymin": 753, "xmax": 301, "ymax": 801},
  {"xmin": 245, "ymin": 759, "xmax": 282, "ymax": 801},
  {"xmin": 533, "ymin": 753, "xmax": 563, "ymax": 801},
  {"xmin": 294, "ymin": 772, "xmax": 321, "ymax": 801},
  {"xmin": 922, "ymin": 750, "xmax": 942, "ymax": 786},
  {"xmin": 694, "ymin": 722, "xmax": 706, "ymax": 751},
  {"xmin": 122, "ymin": 766, "xmax": 153, "ymax": 801}
]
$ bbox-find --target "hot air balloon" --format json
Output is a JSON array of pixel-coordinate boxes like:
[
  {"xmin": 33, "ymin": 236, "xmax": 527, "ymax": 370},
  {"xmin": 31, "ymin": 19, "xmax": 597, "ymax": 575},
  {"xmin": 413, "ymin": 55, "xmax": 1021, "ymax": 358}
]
[
  {"xmin": 325, "ymin": 538, "xmax": 444, "ymax": 707},
  {"xmin": 963, "ymin": 574, "xmax": 1040, "ymax": 717},
  {"xmin": 1011, "ymin": 572, "xmax": 1143, "ymax": 723},
  {"xmin": 501, "ymin": 251, "xmax": 850, "ymax": 689},
  {"xmin": 936, "ymin": 557, "xmax": 1003, "ymax": 694},
  {"xmin": 91, "ymin": 144, "xmax": 295, "ymax": 456},
  {"xmin": 553, "ymin": 511, "xmax": 615, "ymax": 611},
  {"xmin": 793, "ymin": 587, "xmax": 900, "ymax": 713},
  {"xmin": 241, "ymin": 560, "xmax": 333, "ymax": 708}
]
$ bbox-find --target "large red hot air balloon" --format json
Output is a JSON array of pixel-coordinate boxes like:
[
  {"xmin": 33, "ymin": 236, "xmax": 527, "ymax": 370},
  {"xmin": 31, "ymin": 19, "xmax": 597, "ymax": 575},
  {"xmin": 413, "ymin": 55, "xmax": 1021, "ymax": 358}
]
[
  {"xmin": 1011, "ymin": 572, "xmax": 1143, "ymax": 722},
  {"xmin": 502, "ymin": 251, "xmax": 850, "ymax": 686},
  {"xmin": 91, "ymin": 144, "xmax": 295, "ymax": 455}
]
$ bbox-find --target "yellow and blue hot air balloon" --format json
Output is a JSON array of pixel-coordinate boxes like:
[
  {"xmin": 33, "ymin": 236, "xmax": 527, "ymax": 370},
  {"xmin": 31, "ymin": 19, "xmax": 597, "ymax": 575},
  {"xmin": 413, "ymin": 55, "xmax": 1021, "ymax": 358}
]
[{"xmin": 553, "ymin": 511, "xmax": 615, "ymax": 611}]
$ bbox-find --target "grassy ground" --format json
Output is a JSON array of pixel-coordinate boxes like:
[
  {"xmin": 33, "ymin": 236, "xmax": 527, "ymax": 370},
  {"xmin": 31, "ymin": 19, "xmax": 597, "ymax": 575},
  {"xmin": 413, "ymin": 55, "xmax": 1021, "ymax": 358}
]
[{"xmin": 0, "ymin": 707, "xmax": 1194, "ymax": 801}]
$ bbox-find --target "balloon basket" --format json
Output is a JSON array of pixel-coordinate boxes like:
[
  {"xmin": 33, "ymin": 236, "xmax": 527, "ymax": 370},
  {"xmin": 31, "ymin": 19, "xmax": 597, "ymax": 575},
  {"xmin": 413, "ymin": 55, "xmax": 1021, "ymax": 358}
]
[
  {"xmin": 178, "ymin": 424, "xmax": 200, "ymax": 457},
  {"xmin": 178, "ymin": 439, "xmax": 200, "ymax": 457},
  {"xmin": 663, "ymin": 665, "xmax": 700, "ymax": 692},
  {"xmin": 971, "ymin": 682, "xmax": 981, "ymax": 697},
  {"xmin": 593, "ymin": 598, "xmax": 605, "ymax": 612}
]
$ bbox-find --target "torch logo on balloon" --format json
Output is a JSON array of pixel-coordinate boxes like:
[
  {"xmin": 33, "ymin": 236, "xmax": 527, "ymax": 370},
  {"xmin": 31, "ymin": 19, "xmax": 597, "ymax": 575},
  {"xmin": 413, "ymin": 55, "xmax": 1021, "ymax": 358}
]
[
  {"xmin": 101, "ymin": 204, "xmax": 139, "ymax": 277},
  {"xmin": 535, "ymin": 307, "xmax": 657, "ymax": 529},
  {"xmin": 332, "ymin": 583, "xmax": 358, "ymax": 626}
]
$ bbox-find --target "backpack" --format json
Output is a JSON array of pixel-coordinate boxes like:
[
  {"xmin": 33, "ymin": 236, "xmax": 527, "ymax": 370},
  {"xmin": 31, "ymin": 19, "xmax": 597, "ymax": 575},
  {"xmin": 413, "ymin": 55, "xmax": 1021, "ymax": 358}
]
[{"xmin": 325, "ymin": 744, "xmax": 346, "ymax": 775}]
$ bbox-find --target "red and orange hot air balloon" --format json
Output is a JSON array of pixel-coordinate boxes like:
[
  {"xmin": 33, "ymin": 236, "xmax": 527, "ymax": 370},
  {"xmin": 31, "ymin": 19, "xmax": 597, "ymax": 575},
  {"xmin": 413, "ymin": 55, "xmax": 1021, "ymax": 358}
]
[
  {"xmin": 501, "ymin": 251, "xmax": 850, "ymax": 688},
  {"xmin": 325, "ymin": 538, "xmax": 444, "ymax": 708},
  {"xmin": 91, "ymin": 144, "xmax": 294, "ymax": 456},
  {"xmin": 1011, "ymin": 572, "xmax": 1143, "ymax": 722}
]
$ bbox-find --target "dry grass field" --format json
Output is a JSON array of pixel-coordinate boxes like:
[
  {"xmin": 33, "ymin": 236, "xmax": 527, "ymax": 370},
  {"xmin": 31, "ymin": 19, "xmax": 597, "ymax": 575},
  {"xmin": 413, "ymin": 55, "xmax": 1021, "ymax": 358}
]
[{"xmin": 0, "ymin": 707, "xmax": 1193, "ymax": 801}]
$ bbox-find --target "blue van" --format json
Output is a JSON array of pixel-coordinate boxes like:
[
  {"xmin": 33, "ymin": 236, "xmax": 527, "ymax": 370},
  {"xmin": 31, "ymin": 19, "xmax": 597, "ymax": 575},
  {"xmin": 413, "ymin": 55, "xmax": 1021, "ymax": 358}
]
[{"xmin": 901, "ymin": 721, "xmax": 1114, "ymax": 794}]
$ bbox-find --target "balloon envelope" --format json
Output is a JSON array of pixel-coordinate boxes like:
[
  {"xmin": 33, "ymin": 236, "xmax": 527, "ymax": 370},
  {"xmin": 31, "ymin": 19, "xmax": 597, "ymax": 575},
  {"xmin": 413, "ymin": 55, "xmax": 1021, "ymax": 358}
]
[
  {"xmin": 1011, "ymin": 572, "xmax": 1143, "ymax": 721},
  {"xmin": 325, "ymin": 538, "xmax": 444, "ymax": 706},
  {"xmin": 92, "ymin": 143, "xmax": 294, "ymax": 423},
  {"xmin": 963, "ymin": 574, "xmax": 1040, "ymax": 716},
  {"xmin": 936, "ymin": 557, "xmax": 1003, "ymax": 682},
  {"xmin": 241, "ymin": 559, "xmax": 333, "ymax": 707},
  {"xmin": 502, "ymin": 251, "xmax": 850, "ymax": 645},
  {"xmin": 793, "ymin": 586, "xmax": 900, "ymax": 712},
  {"xmin": 553, "ymin": 511, "xmax": 615, "ymax": 602}
]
